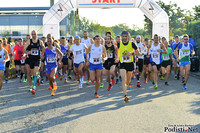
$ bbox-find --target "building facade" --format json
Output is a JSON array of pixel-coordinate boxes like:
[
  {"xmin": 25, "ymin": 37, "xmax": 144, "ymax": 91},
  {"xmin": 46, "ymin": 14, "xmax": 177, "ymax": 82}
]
[{"xmin": 0, "ymin": 7, "xmax": 73, "ymax": 38}]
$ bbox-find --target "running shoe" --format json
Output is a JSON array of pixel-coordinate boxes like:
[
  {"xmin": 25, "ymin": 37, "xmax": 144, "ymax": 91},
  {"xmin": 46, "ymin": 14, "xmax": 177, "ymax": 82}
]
[
  {"xmin": 53, "ymin": 84, "xmax": 58, "ymax": 91},
  {"xmin": 100, "ymin": 83, "xmax": 104, "ymax": 88},
  {"xmin": 91, "ymin": 81, "xmax": 95, "ymax": 84},
  {"xmin": 119, "ymin": 76, "xmax": 122, "ymax": 82},
  {"xmin": 183, "ymin": 84, "xmax": 187, "ymax": 89},
  {"xmin": 112, "ymin": 78, "xmax": 115, "ymax": 85},
  {"xmin": 5, "ymin": 79, "xmax": 8, "ymax": 84},
  {"xmin": 137, "ymin": 81, "xmax": 141, "ymax": 87},
  {"xmin": 79, "ymin": 83, "xmax": 82, "ymax": 88},
  {"xmin": 107, "ymin": 85, "xmax": 112, "ymax": 91},
  {"xmin": 51, "ymin": 89, "xmax": 56, "ymax": 96},
  {"xmin": 23, "ymin": 79, "xmax": 27, "ymax": 83},
  {"xmin": 40, "ymin": 79, "xmax": 44, "ymax": 84},
  {"xmin": 160, "ymin": 76, "xmax": 165, "ymax": 80},
  {"xmin": 60, "ymin": 76, "xmax": 63, "ymax": 81},
  {"xmin": 64, "ymin": 79, "xmax": 68, "ymax": 83},
  {"xmin": 124, "ymin": 96, "xmax": 129, "ymax": 103},
  {"xmin": 127, "ymin": 84, "xmax": 132, "ymax": 90},
  {"xmin": 48, "ymin": 85, "xmax": 52, "ymax": 90},
  {"xmin": 55, "ymin": 74, "xmax": 58, "ymax": 78},
  {"xmin": 154, "ymin": 84, "xmax": 158, "ymax": 90},
  {"xmin": 31, "ymin": 89, "xmax": 36, "ymax": 95},
  {"xmin": 174, "ymin": 75, "xmax": 177, "ymax": 80},
  {"xmin": 29, "ymin": 89, "xmax": 32, "ymax": 92},
  {"xmin": 86, "ymin": 79, "xmax": 89, "ymax": 85},
  {"xmin": 165, "ymin": 82, "xmax": 169, "ymax": 86},
  {"xmin": 115, "ymin": 79, "xmax": 119, "ymax": 84},
  {"xmin": 68, "ymin": 75, "xmax": 72, "ymax": 80},
  {"xmin": 80, "ymin": 76, "xmax": 84, "ymax": 84},
  {"xmin": 95, "ymin": 93, "xmax": 99, "ymax": 98},
  {"xmin": 37, "ymin": 79, "xmax": 40, "ymax": 86},
  {"xmin": 144, "ymin": 79, "xmax": 147, "ymax": 84}
]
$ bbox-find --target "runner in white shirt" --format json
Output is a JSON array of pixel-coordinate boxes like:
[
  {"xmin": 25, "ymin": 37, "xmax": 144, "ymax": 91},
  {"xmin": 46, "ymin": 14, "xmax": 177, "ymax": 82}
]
[
  {"xmin": 81, "ymin": 31, "xmax": 94, "ymax": 84},
  {"xmin": 86, "ymin": 35, "xmax": 107, "ymax": 98},
  {"xmin": 69, "ymin": 36, "xmax": 88, "ymax": 88}
]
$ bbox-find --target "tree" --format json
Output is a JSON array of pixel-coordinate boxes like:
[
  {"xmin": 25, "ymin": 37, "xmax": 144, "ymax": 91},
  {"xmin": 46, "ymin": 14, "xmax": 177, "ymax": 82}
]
[
  {"xmin": 193, "ymin": 5, "xmax": 200, "ymax": 21},
  {"xmin": 144, "ymin": 0, "xmax": 193, "ymax": 38}
]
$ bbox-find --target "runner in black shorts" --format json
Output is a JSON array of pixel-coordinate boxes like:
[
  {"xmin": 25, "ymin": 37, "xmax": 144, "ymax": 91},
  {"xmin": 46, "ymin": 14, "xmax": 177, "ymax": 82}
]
[
  {"xmin": 24, "ymin": 30, "xmax": 45, "ymax": 95},
  {"xmin": 135, "ymin": 35, "xmax": 145, "ymax": 87},
  {"xmin": 103, "ymin": 36, "xmax": 118, "ymax": 91},
  {"xmin": 143, "ymin": 38, "xmax": 152, "ymax": 83},
  {"xmin": 118, "ymin": 31, "xmax": 141, "ymax": 103},
  {"xmin": 59, "ymin": 37, "xmax": 70, "ymax": 83}
]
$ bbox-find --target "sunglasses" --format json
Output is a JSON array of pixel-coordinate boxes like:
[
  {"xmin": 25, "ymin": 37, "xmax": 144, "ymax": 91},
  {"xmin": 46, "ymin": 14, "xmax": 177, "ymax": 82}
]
[{"xmin": 184, "ymin": 39, "xmax": 188, "ymax": 40}]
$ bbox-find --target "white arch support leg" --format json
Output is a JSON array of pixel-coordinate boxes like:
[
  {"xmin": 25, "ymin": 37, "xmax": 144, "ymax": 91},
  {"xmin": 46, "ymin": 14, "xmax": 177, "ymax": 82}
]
[{"xmin": 43, "ymin": 0, "xmax": 77, "ymax": 39}]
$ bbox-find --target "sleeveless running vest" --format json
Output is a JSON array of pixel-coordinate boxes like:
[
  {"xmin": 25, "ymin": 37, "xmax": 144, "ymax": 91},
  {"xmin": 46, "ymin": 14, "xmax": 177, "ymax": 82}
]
[
  {"xmin": 89, "ymin": 44, "xmax": 103, "ymax": 64},
  {"xmin": 179, "ymin": 43, "xmax": 190, "ymax": 62},
  {"xmin": 29, "ymin": 39, "xmax": 41, "ymax": 60},
  {"xmin": 45, "ymin": 47, "xmax": 57, "ymax": 66},
  {"xmin": 119, "ymin": 41, "xmax": 134, "ymax": 63},
  {"xmin": 150, "ymin": 43, "xmax": 162, "ymax": 64},
  {"xmin": 60, "ymin": 44, "xmax": 68, "ymax": 58},
  {"xmin": 105, "ymin": 43, "xmax": 115, "ymax": 62}
]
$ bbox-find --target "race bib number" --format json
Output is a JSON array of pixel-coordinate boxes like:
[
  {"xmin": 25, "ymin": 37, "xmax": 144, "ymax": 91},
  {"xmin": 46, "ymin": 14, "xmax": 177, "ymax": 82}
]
[
  {"xmin": 153, "ymin": 54, "xmax": 159, "ymax": 58},
  {"xmin": 75, "ymin": 50, "xmax": 82, "ymax": 56},
  {"xmin": 31, "ymin": 49, "xmax": 39, "ymax": 55},
  {"xmin": 107, "ymin": 53, "xmax": 113, "ymax": 58},
  {"xmin": 47, "ymin": 57, "xmax": 55, "ymax": 63},
  {"xmin": 93, "ymin": 58, "xmax": 100, "ymax": 64},
  {"xmin": 163, "ymin": 55, "xmax": 169, "ymax": 60},
  {"xmin": 122, "ymin": 56, "xmax": 131, "ymax": 62},
  {"xmin": 20, "ymin": 59, "xmax": 25, "ymax": 64},
  {"xmin": 183, "ymin": 50, "xmax": 189, "ymax": 56}
]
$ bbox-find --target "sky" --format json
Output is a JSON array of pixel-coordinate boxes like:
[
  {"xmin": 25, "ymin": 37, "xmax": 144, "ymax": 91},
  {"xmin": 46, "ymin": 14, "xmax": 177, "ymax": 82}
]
[{"xmin": 0, "ymin": 0, "xmax": 199, "ymax": 28}]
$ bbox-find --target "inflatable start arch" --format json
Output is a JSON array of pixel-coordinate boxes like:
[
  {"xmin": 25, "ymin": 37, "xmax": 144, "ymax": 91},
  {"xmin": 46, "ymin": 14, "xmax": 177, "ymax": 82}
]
[{"xmin": 43, "ymin": 0, "xmax": 169, "ymax": 39}]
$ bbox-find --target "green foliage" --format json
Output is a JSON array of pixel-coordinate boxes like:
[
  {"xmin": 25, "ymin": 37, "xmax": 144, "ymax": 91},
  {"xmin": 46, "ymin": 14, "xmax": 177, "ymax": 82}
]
[
  {"xmin": 187, "ymin": 20, "xmax": 200, "ymax": 42},
  {"xmin": 144, "ymin": 0, "xmax": 194, "ymax": 38}
]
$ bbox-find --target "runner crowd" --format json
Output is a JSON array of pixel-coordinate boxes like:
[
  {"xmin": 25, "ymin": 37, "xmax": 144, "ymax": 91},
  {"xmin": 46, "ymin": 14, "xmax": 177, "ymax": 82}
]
[{"xmin": 0, "ymin": 30, "xmax": 195, "ymax": 103}]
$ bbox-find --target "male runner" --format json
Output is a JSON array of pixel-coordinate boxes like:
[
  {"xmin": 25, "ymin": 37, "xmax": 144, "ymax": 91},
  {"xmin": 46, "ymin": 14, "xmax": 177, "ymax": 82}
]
[
  {"xmin": 69, "ymin": 36, "xmax": 87, "ymax": 88},
  {"xmin": 13, "ymin": 38, "xmax": 26, "ymax": 82},
  {"xmin": 43, "ymin": 37, "xmax": 63, "ymax": 96},
  {"xmin": 135, "ymin": 35, "xmax": 145, "ymax": 87},
  {"xmin": 24, "ymin": 30, "xmax": 45, "ymax": 95},
  {"xmin": 170, "ymin": 35, "xmax": 181, "ymax": 80},
  {"xmin": 2, "ymin": 38, "xmax": 11, "ymax": 83},
  {"xmin": 81, "ymin": 31, "xmax": 94, "ymax": 84},
  {"xmin": 103, "ymin": 36, "xmax": 118, "ymax": 91},
  {"xmin": 143, "ymin": 38, "xmax": 151, "ymax": 83},
  {"xmin": 161, "ymin": 40, "xmax": 173, "ymax": 85},
  {"xmin": 0, "ymin": 39, "xmax": 10, "ymax": 92},
  {"xmin": 118, "ymin": 31, "xmax": 140, "ymax": 103},
  {"xmin": 86, "ymin": 35, "xmax": 107, "ymax": 98},
  {"xmin": 175, "ymin": 34, "xmax": 195, "ymax": 89},
  {"xmin": 59, "ymin": 37, "xmax": 70, "ymax": 83},
  {"xmin": 149, "ymin": 34, "xmax": 167, "ymax": 89}
]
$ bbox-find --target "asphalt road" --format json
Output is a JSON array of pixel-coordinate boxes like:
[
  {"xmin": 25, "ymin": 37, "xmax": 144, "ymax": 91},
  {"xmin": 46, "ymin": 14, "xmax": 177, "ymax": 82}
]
[{"xmin": 0, "ymin": 73, "xmax": 200, "ymax": 133}]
